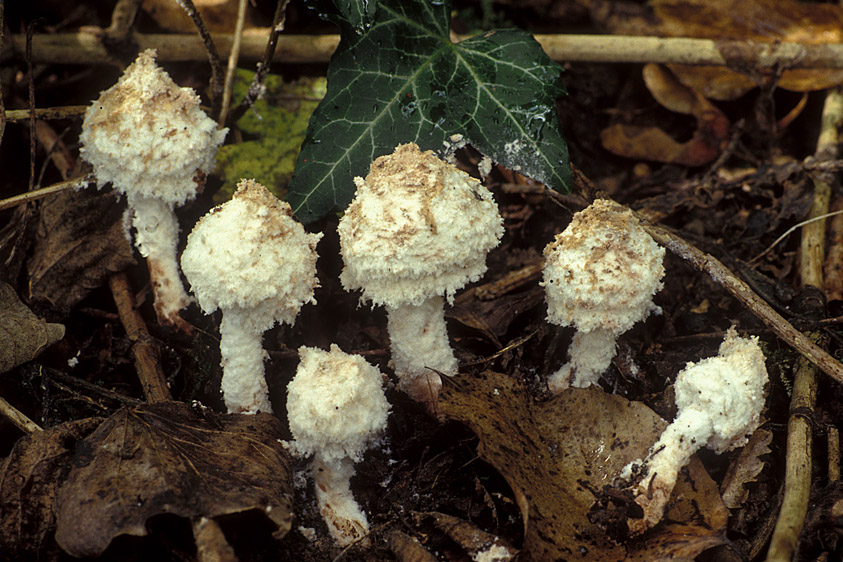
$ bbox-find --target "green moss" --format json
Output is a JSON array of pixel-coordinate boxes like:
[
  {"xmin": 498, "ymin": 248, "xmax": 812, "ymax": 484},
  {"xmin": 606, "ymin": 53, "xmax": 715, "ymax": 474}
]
[{"xmin": 215, "ymin": 71, "xmax": 327, "ymax": 202}]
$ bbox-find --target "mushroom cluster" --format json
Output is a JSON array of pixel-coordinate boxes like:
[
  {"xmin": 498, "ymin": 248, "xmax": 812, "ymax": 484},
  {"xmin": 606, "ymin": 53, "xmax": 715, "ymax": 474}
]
[
  {"xmin": 623, "ymin": 328, "xmax": 768, "ymax": 533},
  {"xmin": 286, "ymin": 344, "xmax": 390, "ymax": 546},
  {"xmin": 180, "ymin": 179, "xmax": 321, "ymax": 414},
  {"xmin": 80, "ymin": 49, "xmax": 227, "ymax": 329},
  {"xmin": 542, "ymin": 199, "xmax": 665, "ymax": 391},
  {"xmin": 338, "ymin": 143, "xmax": 504, "ymax": 411}
]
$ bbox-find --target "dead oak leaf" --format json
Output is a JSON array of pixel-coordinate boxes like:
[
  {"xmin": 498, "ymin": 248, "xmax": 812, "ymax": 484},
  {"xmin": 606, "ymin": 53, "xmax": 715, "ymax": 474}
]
[
  {"xmin": 439, "ymin": 371, "xmax": 728, "ymax": 561},
  {"xmin": 0, "ymin": 281, "xmax": 65, "ymax": 374},
  {"xmin": 54, "ymin": 401, "xmax": 293, "ymax": 558}
]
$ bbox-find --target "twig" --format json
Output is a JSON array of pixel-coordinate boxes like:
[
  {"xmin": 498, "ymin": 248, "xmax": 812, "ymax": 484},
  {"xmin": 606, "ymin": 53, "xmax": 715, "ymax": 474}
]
[
  {"xmin": 26, "ymin": 21, "xmax": 39, "ymax": 191},
  {"xmin": 0, "ymin": 0, "xmax": 6, "ymax": 148},
  {"xmin": 0, "ymin": 395, "xmax": 43, "ymax": 434},
  {"xmin": 829, "ymin": 426, "xmax": 840, "ymax": 483},
  {"xmin": 108, "ymin": 273, "xmax": 173, "ymax": 403},
  {"xmin": 639, "ymin": 220, "xmax": 843, "ymax": 386},
  {"xmin": 16, "ymin": 33, "xmax": 843, "ymax": 68},
  {"xmin": 0, "ymin": 175, "xmax": 89, "ymax": 211},
  {"xmin": 4, "ymin": 105, "xmax": 88, "ymax": 121},
  {"xmin": 217, "ymin": 0, "xmax": 248, "ymax": 126},
  {"xmin": 229, "ymin": 0, "xmax": 291, "ymax": 123},
  {"xmin": 177, "ymin": 0, "xmax": 224, "ymax": 117},
  {"xmin": 765, "ymin": 86, "xmax": 843, "ymax": 562},
  {"xmin": 104, "ymin": 0, "xmax": 143, "ymax": 43}
]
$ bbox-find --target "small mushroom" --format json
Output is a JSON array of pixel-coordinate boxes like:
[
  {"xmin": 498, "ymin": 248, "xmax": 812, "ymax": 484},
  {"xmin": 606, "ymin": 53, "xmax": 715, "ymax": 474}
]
[
  {"xmin": 286, "ymin": 344, "xmax": 390, "ymax": 546},
  {"xmin": 541, "ymin": 199, "xmax": 665, "ymax": 391},
  {"xmin": 180, "ymin": 179, "xmax": 321, "ymax": 413},
  {"xmin": 337, "ymin": 143, "xmax": 504, "ymax": 412},
  {"xmin": 79, "ymin": 49, "xmax": 227, "ymax": 329},
  {"xmin": 622, "ymin": 328, "xmax": 768, "ymax": 533}
]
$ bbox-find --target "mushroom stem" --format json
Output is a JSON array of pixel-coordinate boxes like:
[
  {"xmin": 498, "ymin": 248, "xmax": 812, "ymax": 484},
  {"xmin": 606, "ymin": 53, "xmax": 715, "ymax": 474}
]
[
  {"xmin": 386, "ymin": 296, "xmax": 457, "ymax": 408},
  {"xmin": 630, "ymin": 411, "xmax": 710, "ymax": 533},
  {"xmin": 219, "ymin": 311, "xmax": 271, "ymax": 414},
  {"xmin": 548, "ymin": 328, "xmax": 617, "ymax": 392},
  {"xmin": 312, "ymin": 455, "xmax": 369, "ymax": 546},
  {"xmin": 131, "ymin": 195, "xmax": 192, "ymax": 329}
]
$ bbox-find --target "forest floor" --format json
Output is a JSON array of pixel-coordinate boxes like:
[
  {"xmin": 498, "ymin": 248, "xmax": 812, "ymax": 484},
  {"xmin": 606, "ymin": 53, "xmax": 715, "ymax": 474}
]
[{"xmin": 1, "ymin": 1, "xmax": 842, "ymax": 561}]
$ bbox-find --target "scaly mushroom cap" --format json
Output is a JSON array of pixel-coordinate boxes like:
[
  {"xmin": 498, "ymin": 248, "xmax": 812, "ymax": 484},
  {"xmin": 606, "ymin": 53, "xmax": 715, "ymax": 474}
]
[
  {"xmin": 338, "ymin": 143, "xmax": 504, "ymax": 307},
  {"xmin": 287, "ymin": 344, "xmax": 390, "ymax": 464},
  {"xmin": 180, "ymin": 179, "xmax": 322, "ymax": 333},
  {"xmin": 542, "ymin": 199, "xmax": 665, "ymax": 334},
  {"xmin": 80, "ymin": 49, "xmax": 227, "ymax": 207}
]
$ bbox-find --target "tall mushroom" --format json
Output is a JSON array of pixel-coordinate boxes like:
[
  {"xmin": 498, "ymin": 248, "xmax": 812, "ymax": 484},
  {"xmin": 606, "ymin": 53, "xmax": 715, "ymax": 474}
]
[
  {"xmin": 180, "ymin": 179, "xmax": 321, "ymax": 413},
  {"xmin": 80, "ymin": 49, "xmax": 227, "ymax": 329},
  {"xmin": 622, "ymin": 328, "xmax": 768, "ymax": 534},
  {"xmin": 541, "ymin": 199, "xmax": 665, "ymax": 391},
  {"xmin": 286, "ymin": 344, "xmax": 390, "ymax": 546},
  {"xmin": 338, "ymin": 143, "xmax": 504, "ymax": 412}
]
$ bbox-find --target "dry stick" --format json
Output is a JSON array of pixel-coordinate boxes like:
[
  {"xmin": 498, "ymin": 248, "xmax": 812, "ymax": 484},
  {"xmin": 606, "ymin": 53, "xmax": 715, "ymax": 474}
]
[
  {"xmin": 108, "ymin": 273, "xmax": 172, "ymax": 403},
  {"xmin": 4, "ymin": 105, "xmax": 88, "ymax": 121},
  {"xmin": 765, "ymin": 87, "xmax": 843, "ymax": 562},
  {"xmin": 830, "ymin": 426, "xmax": 841, "ymax": 483},
  {"xmin": 217, "ymin": 0, "xmax": 248, "ymax": 126},
  {"xmin": 178, "ymin": 0, "xmax": 224, "ymax": 118},
  {"xmin": 0, "ymin": 176, "xmax": 90, "ymax": 211},
  {"xmin": 0, "ymin": 396, "xmax": 43, "ymax": 434},
  {"xmin": 0, "ymin": 0, "xmax": 6, "ymax": 148},
  {"xmin": 104, "ymin": 0, "xmax": 143, "ymax": 43},
  {"xmin": 229, "ymin": 0, "xmax": 291, "ymax": 123},
  {"xmin": 16, "ymin": 33, "xmax": 843, "ymax": 68}
]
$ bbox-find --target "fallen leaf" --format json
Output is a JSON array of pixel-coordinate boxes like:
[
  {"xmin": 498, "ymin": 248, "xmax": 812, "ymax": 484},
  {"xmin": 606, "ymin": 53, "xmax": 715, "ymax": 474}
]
[
  {"xmin": 720, "ymin": 427, "xmax": 772, "ymax": 509},
  {"xmin": 423, "ymin": 511, "xmax": 518, "ymax": 560},
  {"xmin": 54, "ymin": 401, "xmax": 294, "ymax": 558},
  {"xmin": 601, "ymin": 64, "xmax": 730, "ymax": 166},
  {"xmin": 594, "ymin": 0, "xmax": 843, "ymax": 100},
  {"xmin": 0, "ymin": 418, "xmax": 103, "ymax": 560},
  {"xmin": 142, "ymin": 0, "xmax": 257, "ymax": 33},
  {"xmin": 439, "ymin": 371, "xmax": 728, "ymax": 561},
  {"xmin": 27, "ymin": 188, "xmax": 135, "ymax": 310},
  {"xmin": 0, "ymin": 281, "xmax": 65, "ymax": 374}
]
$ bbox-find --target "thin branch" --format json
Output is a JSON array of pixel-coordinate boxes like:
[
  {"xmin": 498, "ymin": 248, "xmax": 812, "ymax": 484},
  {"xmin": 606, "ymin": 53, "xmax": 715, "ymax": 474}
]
[
  {"xmin": 177, "ymin": 0, "xmax": 224, "ymax": 117},
  {"xmin": 0, "ymin": 395, "xmax": 43, "ymax": 434},
  {"xmin": 4, "ymin": 105, "xmax": 88, "ymax": 121},
  {"xmin": 0, "ymin": 0, "xmax": 6, "ymax": 149},
  {"xmin": 0, "ymin": 175, "xmax": 90, "ymax": 212},
  {"xmin": 17, "ymin": 33, "xmax": 843, "ymax": 68},
  {"xmin": 217, "ymin": 0, "xmax": 248, "ymax": 126},
  {"xmin": 104, "ymin": 0, "xmax": 143, "ymax": 43},
  {"xmin": 230, "ymin": 0, "xmax": 291, "ymax": 123}
]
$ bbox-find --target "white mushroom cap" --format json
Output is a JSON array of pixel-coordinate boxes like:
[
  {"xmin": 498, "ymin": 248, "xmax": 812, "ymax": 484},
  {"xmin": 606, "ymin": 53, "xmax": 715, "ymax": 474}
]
[
  {"xmin": 338, "ymin": 143, "xmax": 504, "ymax": 307},
  {"xmin": 287, "ymin": 344, "xmax": 390, "ymax": 464},
  {"xmin": 180, "ymin": 179, "xmax": 322, "ymax": 333},
  {"xmin": 80, "ymin": 49, "xmax": 227, "ymax": 207},
  {"xmin": 542, "ymin": 199, "xmax": 665, "ymax": 334}
]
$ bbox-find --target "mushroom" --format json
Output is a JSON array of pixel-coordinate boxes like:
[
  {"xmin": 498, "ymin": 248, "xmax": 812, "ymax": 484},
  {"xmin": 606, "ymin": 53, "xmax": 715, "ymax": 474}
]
[
  {"xmin": 286, "ymin": 344, "xmax": 390, "ymax": 546},
  {"xmin": 541, "ymin": 199, "xmax": 665, "ymax": 391},
  {"xmin": 79, "ymin": 49, "xmax": 227, "ymax": 329},
  {"xmin": 337, "ymin": 143, "xmax": 504, "ymax": 411},
  {"xmin": 623, "ymin": 328, "xmax": 768, "ymax": 533},
  {"xmin": 180, "ymin": 179, "xmax": 321, "ymax": 413}
]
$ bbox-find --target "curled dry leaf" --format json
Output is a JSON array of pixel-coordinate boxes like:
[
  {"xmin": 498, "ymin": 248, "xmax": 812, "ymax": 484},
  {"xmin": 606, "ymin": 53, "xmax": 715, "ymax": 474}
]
[
  {"xmin": 0, "ymin": 418, "xmax": 103, "ymax": 561},
  {"xmin": 27, "ymin": 188, "xmax": 135, "ymax": 310},
  {"xmin": 439, "ymin": 371, "xmax": 728, "ymax": 561},
  {"xmin": 720, "ymin": 427, "xmax": 773, "ymax": 509},
  {"xmin": 0, "ymin": 281, "xmax": 65, "ymax": 374},
  {"xmin": 423, "ymin": 511, "xmax": 518, "ymax": 561},
  {"xmin": 595, "ymin": 0, "xmax": 843, "ymax": 100},
  {"xmin": 54, "ymin": 402, "xmax": 294, "ymax": 558},
  {"xmin": 601, "ymin": 64, "xmax": 730, "ymax": 166}
]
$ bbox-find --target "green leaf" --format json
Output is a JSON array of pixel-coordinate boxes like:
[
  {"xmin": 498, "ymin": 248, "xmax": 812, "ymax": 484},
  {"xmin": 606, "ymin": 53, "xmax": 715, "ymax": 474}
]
[
  {"xmin": 215, "ymin": 71, "xmax": 326, "ymax": 202},
  {"xmin": 288, "ymin": 0, "xmax": 570, "ymax": 223}
]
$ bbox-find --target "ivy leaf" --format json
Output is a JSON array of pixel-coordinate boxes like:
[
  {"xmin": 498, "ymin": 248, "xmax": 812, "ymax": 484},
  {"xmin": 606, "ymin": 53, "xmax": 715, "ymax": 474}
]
[{"xmin": 288, "ymin": 0, "xmax": 570, "ymax": 223}]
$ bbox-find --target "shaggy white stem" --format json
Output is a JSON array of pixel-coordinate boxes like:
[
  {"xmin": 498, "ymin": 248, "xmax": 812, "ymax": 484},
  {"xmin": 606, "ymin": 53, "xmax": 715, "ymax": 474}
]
[
  {"xmin": 548, "ymin": 328, "xmax": 618, "ymax": 392},
  {"xmin": 386, "ymin": 296, "xmax": 457, "ymax": 407},
  {"xmin": 312, "ymin": 455, "xmax": 369, "ymax": 546},
  {"xmin": 219, "ymin": 311, "xmax": 271, "ymax": 414},
  {"xmin": 131, "ymin": 195, "xmax": 192, "ymax": 327},
  {"xmin": 629, "ymin": 410, "xmax": 710, "ymax": 533}
]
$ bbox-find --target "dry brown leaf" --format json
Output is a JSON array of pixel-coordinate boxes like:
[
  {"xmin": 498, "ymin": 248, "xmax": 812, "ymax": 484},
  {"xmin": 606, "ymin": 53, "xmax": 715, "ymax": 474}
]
[
  {"xmin": 424, "ymin": 511, "xmax": 518, "ymax": 560},
  {"xmin": 720, "ymin": 427, "xmax": 772, "ymax": 509},
  {"xmin": 27, "ymin": 188, "xmax": 135, "ymax": 310},
  {"xmin": 142, "ymin": 0, "xmax": 257, "ymax": 33},
  {"xmin": 439, "ymin": 371, "xmax": 728, "ymax": 561},
  {"xmin": 601, "ymin": 64, "xmax": 730, "ymax": 166},
  {"xmin": 595, "ymin": 0, "xmax": 843, "ymax": 100},
  {"xmin": 0, "ymin": 281, "xmax": 65, "ymax": 373},
  {"xmin": 0, "ymin": 418, "xmax": 103, "ymax": 561},
  {"xmin": 54, "ymin": 402, "xmax": 294, "ymax": 558}
]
